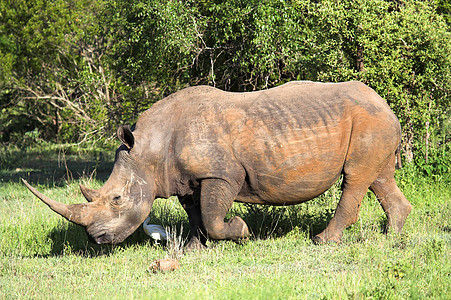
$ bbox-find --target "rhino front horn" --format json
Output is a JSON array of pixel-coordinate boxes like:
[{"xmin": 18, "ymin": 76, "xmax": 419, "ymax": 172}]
[{"xmin": 22, "ymin": 179, "xmax": 90, "ymax": 227}]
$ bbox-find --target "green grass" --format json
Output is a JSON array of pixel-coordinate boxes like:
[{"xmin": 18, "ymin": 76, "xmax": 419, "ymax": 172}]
[{"xmin": 0, "ymin": 145, "xmax": 450, "ymax": 299}]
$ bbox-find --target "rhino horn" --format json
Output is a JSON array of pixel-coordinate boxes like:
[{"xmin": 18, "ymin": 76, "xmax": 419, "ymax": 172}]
[
  {"xmin": 79, "ymin": 184, "xmax": 100, "ymax": 202},
  {"xmin": 22, "ymin": 179, "xmax": 90, "ymax": 227}
]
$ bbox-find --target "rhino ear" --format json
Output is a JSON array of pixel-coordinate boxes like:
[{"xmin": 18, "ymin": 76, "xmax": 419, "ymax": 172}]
[{"xmin": 117, "ymin": 125, "xmax": 134, "ymax": 149}]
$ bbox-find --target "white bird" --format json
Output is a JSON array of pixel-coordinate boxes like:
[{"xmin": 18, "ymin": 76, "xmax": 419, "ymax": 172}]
[{"xmin": 142, "ymin": 217, "xmax": 169, "ymax": 243}]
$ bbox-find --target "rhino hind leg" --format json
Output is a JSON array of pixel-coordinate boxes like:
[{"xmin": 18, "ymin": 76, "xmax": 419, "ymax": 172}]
[
  {"xmin": 313, "ymin": 153, "xmax": 412, "ymax": 244},
  {"xmin": 313, "ymin": 149, "xmax": 389, "ymax": 244},
  {"xmin": 200, "ymin": 178, "xmax": 250, "ymax": 241},
  {"xmin": 313, "ymin": 182, "xmax": 370, "ymax": 244},
  {"xmin": 370, "ymin": 156, "xmax": 412, "ymax": 233}
]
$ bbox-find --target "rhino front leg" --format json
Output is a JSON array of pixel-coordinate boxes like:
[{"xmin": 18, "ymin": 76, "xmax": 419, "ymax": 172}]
[
  {"xmin": 180, "ymin": 194, "xmax": 207, "ymax": 250},
  {"xmin": 200, "ymin": 178, "xmax": 250, "ymax": 241}
]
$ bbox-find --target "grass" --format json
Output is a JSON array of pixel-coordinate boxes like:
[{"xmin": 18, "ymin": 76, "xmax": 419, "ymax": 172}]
[{"xmin": 0, "ymin": 144, "xmax": 450, "ymax": 299}]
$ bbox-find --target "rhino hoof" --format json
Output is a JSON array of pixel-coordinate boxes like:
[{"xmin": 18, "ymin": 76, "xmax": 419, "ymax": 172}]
[
  {"xmin": 312, "ymin": 233, "xmax": 341, "ymax": 245},
  {"xmin": 234, "ymin": 237, "xmax": 249, "ymax": 245},
  {"xmin": 312, "ymin": 235, "xmax": 325, "ymax": 245},
  {"xmin": 184, "ymin": 236, "xmax": 207, "ymax": 252},
  {"xmin": 228, "ymin": 216, "xmax": 250, "ymax": 239}
]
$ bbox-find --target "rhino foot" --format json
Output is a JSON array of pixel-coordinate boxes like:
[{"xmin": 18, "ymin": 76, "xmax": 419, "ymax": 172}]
[
  {"xmin": 312, "ymin": 235, "xmax": 325, "ymax": 245},
  {"xmin": 227, "ymin": 216, "xmax": 250, "ymax": 240},
  {"xmin": 312, "ymin": 232, "xmax": 341, "ymax": 245},
  {"xmin": 234, "ymin": 237, "xmax": 249, "ymax": 245},
  {"xmin": 184, "ymin": 236, "xmax": 207, "ymax": 252}
]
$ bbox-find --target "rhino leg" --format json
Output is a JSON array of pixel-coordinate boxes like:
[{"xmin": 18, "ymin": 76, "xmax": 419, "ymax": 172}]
[
  {"xmin": 180, "ymin": 194, "xmax": 207, "ymax": 250},
  {"xmin": 313, "ymin": 182, "xmax": 370, "ymax": 244},
  {"xmin": 313, "ymin": 151, "xmax": 386, "ymax": 243},
  {"xmin": 200, "ymin": 178, "xmax": 250, "ymax": 241},
  {"xmin": 370, "ymin": 156, "xmax": 412, "ymax": 233}
]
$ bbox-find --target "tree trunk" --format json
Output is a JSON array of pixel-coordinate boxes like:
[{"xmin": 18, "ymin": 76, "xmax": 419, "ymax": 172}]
[{"xmin": 356, "ymin": 45, "xmax": 364, "ymax": 72}]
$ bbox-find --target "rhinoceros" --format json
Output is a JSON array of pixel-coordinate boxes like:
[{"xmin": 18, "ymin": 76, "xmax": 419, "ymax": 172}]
[{"xmin": 23, "ymin": 81, "xmax": 412, "ymax": 249}]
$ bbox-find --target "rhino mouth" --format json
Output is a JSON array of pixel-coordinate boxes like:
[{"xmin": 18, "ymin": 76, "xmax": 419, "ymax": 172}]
[
  {"xmin": 87, "ymin": 225, "xmax": 135, "ymax": 245},
  {"xmin": 89, "ymin": 231, "xmax": 115, "ymax": 244},
  {"xmin": 86, "ymin": 225, "xmax": 114, "ymax": 244}
]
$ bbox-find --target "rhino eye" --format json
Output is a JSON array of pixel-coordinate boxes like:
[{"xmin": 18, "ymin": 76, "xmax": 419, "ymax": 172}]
[{"xmin": 112, "ymin": 195, "xmax": 122, "ymax": 203}]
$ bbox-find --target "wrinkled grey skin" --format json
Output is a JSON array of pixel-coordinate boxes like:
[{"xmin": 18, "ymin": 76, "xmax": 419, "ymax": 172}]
[{"xmin": 24, "ymin": 81, "xmax": 412, "ymax": 248}]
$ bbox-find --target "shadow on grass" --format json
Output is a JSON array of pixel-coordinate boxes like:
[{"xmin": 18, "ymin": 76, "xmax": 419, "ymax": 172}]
[
  {"xmin": 45, "ymin": 203, "xmax": 191, "ymax": 258},
  {"xmin": 46, "ymin": 222, "xmax": 158, "ymax": 257},
  {"xmin": 238, "ymin": 205, "xmax": 335, "ymax": 240},
  {"xmin": 43, "ymin": 204, "xmax": 334, "ymax": 257}
]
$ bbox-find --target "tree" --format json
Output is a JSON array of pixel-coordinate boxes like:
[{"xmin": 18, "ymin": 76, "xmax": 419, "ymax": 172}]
[{"xmin": 0, "ymin": 0, "xmax": 110, "ymax": 144}]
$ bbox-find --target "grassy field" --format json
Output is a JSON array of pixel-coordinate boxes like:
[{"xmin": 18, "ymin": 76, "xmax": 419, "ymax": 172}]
[{"xmin": 0, "ymin": 144, "xmax": 450, "ymax": 299}]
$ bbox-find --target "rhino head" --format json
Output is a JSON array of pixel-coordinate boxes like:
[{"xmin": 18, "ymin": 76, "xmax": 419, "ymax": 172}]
[{"xmin": 23, "ymin": 126, "xmax": 154, "ymax": 244}]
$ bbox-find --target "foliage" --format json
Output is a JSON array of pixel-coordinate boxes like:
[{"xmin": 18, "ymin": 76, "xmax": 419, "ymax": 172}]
[
  {"xmin": 436, "ymin": 0, "xmax": 451, "ymax": 25},
  {"xmin": 0, "ymin": 0, "xmax": 450, "ymax": 174},
  {"xmin": 0, "ymin": 0, "xmax": 102, "ymax": 142}
]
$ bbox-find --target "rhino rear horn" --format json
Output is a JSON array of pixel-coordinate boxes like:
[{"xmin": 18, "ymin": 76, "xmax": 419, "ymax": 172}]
[
  {"xmin": 22, "ymin": 179, "xmax": 90, "ymax": 227},
  {"xmin": 79, "ymin": 184, "xmax": 100, "ymax": 202}
]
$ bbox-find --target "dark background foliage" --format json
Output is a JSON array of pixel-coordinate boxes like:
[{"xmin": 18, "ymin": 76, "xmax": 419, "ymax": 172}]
[{"xmin": 0, "ymin": 0, "xmax": 449, "ymax": 177}]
